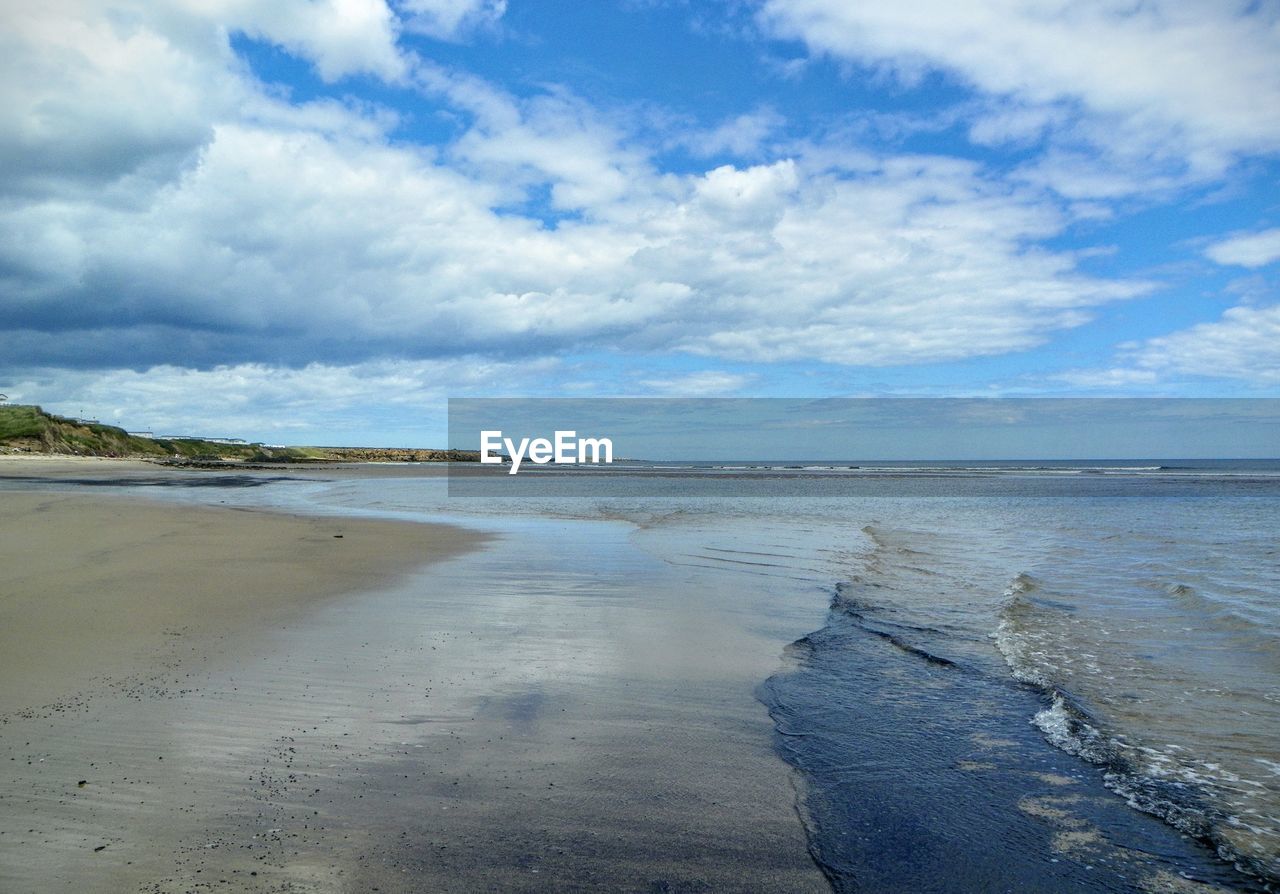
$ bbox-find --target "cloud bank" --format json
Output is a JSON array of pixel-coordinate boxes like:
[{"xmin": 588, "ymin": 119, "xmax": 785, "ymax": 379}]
[
  {"xmin": 760, "ymin": 0, "xmax": 1280, "ymax": 191},
  {"xmin": 0, "ymin": 2, "xmax": 1144, "ymax": 369},
  {"xmin": 1, "ymin": 0, "xmax": 1277, "ymax": 434}
]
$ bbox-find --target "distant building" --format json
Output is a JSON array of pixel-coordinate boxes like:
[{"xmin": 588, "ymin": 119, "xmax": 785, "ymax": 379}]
[
  {"xmin": 126, "ymin": 431, "xmax": 154, "ymax": 438},
  {"xmin": 157, "ymin": 435, "xmax": 247, "ymax": 444}
]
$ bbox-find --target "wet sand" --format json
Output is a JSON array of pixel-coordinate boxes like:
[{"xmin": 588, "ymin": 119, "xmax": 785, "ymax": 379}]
[{"xmin": 0, "ymin": 462, "xmax": 828, "ymax": 892}]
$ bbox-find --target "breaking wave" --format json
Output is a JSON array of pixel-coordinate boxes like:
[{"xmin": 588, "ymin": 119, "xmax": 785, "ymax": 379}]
[{"xmin": 994, "ymin": 573, "xmax": 1278, "ymax": 884}]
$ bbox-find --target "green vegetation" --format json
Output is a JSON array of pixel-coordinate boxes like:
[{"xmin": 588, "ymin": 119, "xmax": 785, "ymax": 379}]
[
  {"xmin": 0, "ymin": 404, "xmax": 310, "ymax": 461},
  {"xmin": 0, "ymin": 404, "xmax": 47, "ymax": 441},
  {"xmin": 0, "ymin": 404, "xmax": 159, "ymax": 457},
  {"xmin": 0, "ymin": 404, "xmax": 479, "ymax": 463}
]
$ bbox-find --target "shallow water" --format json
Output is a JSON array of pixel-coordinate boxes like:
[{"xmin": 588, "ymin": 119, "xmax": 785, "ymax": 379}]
[
  {"xmin": 259, "ymin": 463, "xmax": 1276, "ymax": 887},
  {"xmin": 226, "ymin": 464, "xmax": 1280, "ymax": 885}
]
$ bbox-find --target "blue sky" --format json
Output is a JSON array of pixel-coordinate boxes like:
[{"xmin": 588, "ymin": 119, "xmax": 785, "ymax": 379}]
[
  {"xmin": 448, "ymin": 399, "xmax": 1280, "ymax": 461},
  {"xmin": 1, "ymin": 0, "xmax": 1278, "ymax": 445}
]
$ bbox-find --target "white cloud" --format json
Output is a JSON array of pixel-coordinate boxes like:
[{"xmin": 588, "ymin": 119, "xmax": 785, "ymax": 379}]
[
  {"xmin": 1127, "ymin": 304, "xmax": 1280, "ymax": 384},
  {"xmin": 638, "ymin": 371, "xmax": 754, "ymax": 396},
  {"xmin": 681, "ymin": 108, "xmax": 785, "ymax": 158},
  {"xmin": 398, "ymin": 0, "xmax": 506, "ymax": 40},
  {"xmin": 0, "ymin": 132, "xmax": 1145, "ymax": 369},
  {"xmin": 4, "ymin": 126, "xmax": 1144, "ymax": 367},
  {"xmin": 0, "ymin": 2, "xmax": 232, "ymax": 190},
  {"xmin": 417, "ymin": 69, "xmax": 657, "ymax": 214},
  {"xmin": 967, "ymin": 103, "xmax": 1064, "ymax": 148},
  {"xmin": 1062, "ymin": 304, "xmax": 1280, "ymax": 387},
  {"xmin": 191, "ymin": 0, "xmax": 409, "ymax": 82},
  {"xmin": 0, "ymin": 0, "xmax": 1154, "ymax": 390},
  {"xmin": 760, "ymin": 1, "xmax": 1280, "ymax": 192},
  {"xmin": 1204, "ymin": 227, "xmax": 1280, "ymax": 269},
  {"xmin": 0, "ymin": 0, "xmax": 412, "ymax": 198},
  {"xmin": 1054, "ymin": 367, "xmax": 1160, "ymax": 389},
  {"xmin": 653, "ymin": 155, "xmax": 1146, "ymax": 364},
  {"xmin": 5, "ymin": 357, "xmax": 559, "ymax": 440}
]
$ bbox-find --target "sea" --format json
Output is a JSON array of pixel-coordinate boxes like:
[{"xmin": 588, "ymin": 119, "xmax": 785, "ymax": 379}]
[{"xmin": 18, "ymin": 457, "xmax": 1280, "ymax": 890}]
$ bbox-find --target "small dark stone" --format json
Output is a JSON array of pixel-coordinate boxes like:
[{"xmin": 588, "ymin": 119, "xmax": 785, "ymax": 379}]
[
  {"xmin": 77, "ymin": 780, "xmax": 87, "ymax": 786},
  {"xmin": 94, "ymin": 845, "xmax": 106, "ymax": 852},
  {"xmin": 333, "ymin": 534, "xmax": 343, "ymax": 538}
]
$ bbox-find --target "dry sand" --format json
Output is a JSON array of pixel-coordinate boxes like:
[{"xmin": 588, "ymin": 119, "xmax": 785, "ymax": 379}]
[{"xmin": 0, "ymin": 482, "xmax": 480, "ymax": 716}]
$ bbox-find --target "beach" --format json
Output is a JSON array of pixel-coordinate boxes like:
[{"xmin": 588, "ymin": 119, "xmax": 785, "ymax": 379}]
[
  {"xmin": 0, "ymin": 471, "xmax": 479, "ymax": 717},
  {"xmin": 2, "ymin": 457, "xmax": 1276, "ymax": 892},
  {"xmin": 0, "ymin": 460, "xmax": 828, "ymax": 892},
  {"xmin": 7, "ymin": 0, "xmax": 1277, "ymax": 889}
]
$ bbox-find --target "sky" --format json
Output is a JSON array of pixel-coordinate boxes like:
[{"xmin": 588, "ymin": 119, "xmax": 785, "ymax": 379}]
[
  {"xmin": 448, "ymin": 399, "xmax": 1280, "ymax": 461},
  {"xmin": 1, "ymin": 0, "xmax": 1278, "ymax": 445}
]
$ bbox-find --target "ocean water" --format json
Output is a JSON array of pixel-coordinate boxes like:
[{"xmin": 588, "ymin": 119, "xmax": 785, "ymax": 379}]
[
  {"xmin": 16, "ymin": 459, "xmax": 1277, "ymax": 889},
  {"xmin": 239, "ymin": 459, "xmax": 1276, "ymax": 889}
]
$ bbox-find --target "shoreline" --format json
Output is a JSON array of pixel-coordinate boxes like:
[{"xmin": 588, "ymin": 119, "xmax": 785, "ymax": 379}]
[
  {"xmin": 0, "ymin": 460, "xmax": 829, "ymax": 892},
  {"xmin": 4, "ymin": 456, "xmax": 1270, "ymax": 891},
  {"xmin": 0, "ymin": 475, "xmax": 485, "ymax": 717}
]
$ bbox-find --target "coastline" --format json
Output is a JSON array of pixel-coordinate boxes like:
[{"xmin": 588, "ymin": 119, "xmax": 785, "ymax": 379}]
[
  {"xmin": 0, "ymin": 466, "xmax": 484, "ymax": 717},
  {"xmin": 3, "ymin": 456, "xmax": 1271, "ymax": 890},
  {"xmin": 0, "ymin": 460, "xmax": 829, "ymax": 892}
]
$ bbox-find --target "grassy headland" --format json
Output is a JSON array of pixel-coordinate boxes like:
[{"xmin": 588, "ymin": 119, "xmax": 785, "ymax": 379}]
[{"xmin": 0, "ymin": 404, "xmax": 477, "ymax": 463}]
